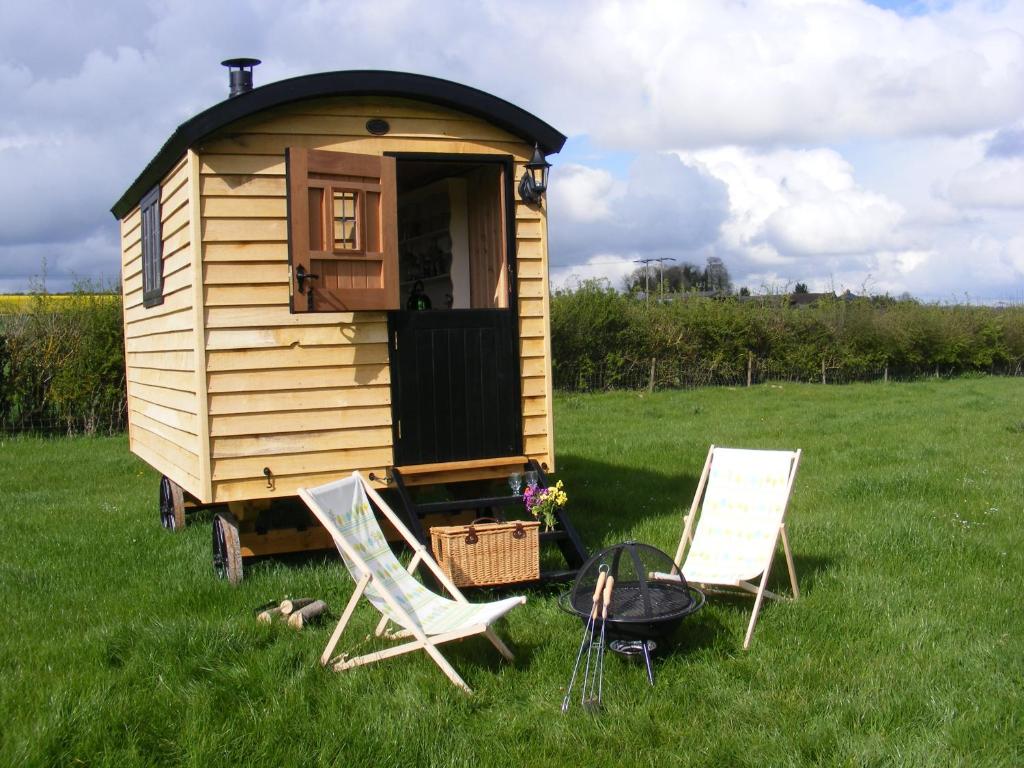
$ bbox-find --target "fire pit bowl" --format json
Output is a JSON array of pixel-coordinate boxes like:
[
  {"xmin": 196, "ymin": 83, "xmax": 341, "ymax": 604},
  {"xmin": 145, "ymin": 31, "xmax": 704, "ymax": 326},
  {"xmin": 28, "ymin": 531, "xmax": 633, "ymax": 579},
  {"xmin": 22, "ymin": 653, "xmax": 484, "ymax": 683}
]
[
  {"xmin": 559, "ymin": 541, "xmax": 704, "ymax": 684},
  {"xmin": 559, "ymin": 541, "xmax": 704, "ymax": 641}
]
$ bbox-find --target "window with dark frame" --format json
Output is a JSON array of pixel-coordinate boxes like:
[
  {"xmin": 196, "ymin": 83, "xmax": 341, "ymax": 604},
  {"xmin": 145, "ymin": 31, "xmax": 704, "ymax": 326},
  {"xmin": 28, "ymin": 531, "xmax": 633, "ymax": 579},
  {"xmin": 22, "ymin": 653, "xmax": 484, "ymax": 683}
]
[{"xmin": 140, "ymin": 185, "xmax": 164, "ymax": 307}]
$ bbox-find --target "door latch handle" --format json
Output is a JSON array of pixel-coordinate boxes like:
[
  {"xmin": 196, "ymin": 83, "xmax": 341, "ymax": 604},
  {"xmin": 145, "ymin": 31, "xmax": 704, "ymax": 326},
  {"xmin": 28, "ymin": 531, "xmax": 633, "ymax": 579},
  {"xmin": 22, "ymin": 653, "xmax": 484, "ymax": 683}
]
[{"xmin": 295, "ymin": 265, "xmax": 319, "ymax": 294}]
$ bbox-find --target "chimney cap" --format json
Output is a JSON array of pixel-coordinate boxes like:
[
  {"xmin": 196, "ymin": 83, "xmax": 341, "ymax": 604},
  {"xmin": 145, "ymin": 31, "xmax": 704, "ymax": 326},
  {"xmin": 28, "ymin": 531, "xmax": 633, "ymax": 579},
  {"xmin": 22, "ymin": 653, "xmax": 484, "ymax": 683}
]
[
  {"xmin": 221, "ymin": 57, "xmax": 262, "ymax": 69},
  {"xmin": 221, "ymin": 58, "xmax": 261, "ymax": 98}
]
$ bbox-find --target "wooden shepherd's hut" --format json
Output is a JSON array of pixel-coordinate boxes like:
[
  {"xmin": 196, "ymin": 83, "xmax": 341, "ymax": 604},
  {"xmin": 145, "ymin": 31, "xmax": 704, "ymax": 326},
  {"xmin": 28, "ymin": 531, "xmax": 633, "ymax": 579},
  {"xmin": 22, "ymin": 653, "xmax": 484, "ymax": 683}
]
[{"xmin": 111, "ymin": 64, "xmax": 580, "ymax": 582}]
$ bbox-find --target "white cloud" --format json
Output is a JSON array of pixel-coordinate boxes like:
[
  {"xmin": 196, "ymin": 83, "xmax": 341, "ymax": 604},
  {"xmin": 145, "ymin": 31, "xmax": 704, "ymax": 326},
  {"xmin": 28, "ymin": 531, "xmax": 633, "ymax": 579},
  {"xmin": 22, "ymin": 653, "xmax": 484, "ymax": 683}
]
[
  {"xmin": 530, "ymin": 0, "xmax": 1024, "ymax": 148},
  {"xmin": 0, "ymin": 0, "xmax": 1022, "ymax": 299},
  {"xmin": 551, "ymin": 164, "xmax": 618, "ymax": 223},
  {"xmin": 548, "ymin": 152, "xmax": 730, "ymax": 272},
  {"xmin": 1007, "ymin": 235, "xmax": 1024, "ymax": 275},
  {"xmin": 947, "ymin": 156, "xmax": 1024, "ymax": 208},
  {"xmin": 549, "ymin": 255, "xmax": 638, "ymax": 292},
  {"xmin": 681, "ymin": 145, "xmax": 905, "ymax": 262},
  {"xmin": 764, "ymin": 192, "xmax": 904, "ymax": 256}
]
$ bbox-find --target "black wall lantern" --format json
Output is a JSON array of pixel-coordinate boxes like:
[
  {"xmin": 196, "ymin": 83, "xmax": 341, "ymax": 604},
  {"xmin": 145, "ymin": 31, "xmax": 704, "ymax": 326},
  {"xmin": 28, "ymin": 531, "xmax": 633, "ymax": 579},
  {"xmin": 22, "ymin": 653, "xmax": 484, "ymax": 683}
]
[{"xmin": 518, "ymin": 143, "xmax": 551, "ymax": 205}]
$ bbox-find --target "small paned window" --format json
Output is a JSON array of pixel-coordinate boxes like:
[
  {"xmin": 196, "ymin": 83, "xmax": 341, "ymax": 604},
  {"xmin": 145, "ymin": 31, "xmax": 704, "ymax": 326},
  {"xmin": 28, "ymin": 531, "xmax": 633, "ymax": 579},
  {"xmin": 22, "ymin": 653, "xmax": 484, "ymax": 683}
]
[
  {"xmin": 332, "ymin": 190, "xmax": 360, "ymax": 251},
  {"xmin": 140, "ymin": 185, "xmax": 164, "ymax": 308}
]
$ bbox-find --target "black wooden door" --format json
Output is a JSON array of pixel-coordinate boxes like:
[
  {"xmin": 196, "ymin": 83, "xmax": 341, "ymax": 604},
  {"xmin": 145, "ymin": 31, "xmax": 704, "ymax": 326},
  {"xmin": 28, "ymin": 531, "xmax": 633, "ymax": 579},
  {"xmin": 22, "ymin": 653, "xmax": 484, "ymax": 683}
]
[{"xmin": 388, "ymin": 310, "xmax": 522, "ymax": 466}]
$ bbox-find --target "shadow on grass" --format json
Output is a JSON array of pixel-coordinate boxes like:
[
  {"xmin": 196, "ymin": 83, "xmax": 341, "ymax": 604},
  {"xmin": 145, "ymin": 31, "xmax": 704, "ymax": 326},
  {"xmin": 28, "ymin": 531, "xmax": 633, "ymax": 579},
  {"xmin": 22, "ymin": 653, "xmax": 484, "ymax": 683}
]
[
  {"xmin": 548, "ymin": 452, "xmax": 700, "ymax": 547},
  {"xmin": 184, "ymin": 452, "xmax": 832, "ymax": 658}
]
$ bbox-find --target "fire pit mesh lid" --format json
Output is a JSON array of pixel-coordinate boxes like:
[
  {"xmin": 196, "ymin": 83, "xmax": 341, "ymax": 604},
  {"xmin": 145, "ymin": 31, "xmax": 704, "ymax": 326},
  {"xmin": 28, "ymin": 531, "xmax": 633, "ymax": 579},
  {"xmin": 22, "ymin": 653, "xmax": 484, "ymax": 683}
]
[{"xmin": 566, "ymin": 541, "xmax": 696, "ymax": 622}]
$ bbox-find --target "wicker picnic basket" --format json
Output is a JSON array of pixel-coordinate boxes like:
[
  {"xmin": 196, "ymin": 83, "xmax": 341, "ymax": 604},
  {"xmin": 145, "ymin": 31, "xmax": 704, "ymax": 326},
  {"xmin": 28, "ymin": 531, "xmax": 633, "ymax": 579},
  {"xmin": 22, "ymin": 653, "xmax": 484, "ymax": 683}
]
[{"xmin": 430, "ymin": 518, "xmax": 540, "ymax": 587}]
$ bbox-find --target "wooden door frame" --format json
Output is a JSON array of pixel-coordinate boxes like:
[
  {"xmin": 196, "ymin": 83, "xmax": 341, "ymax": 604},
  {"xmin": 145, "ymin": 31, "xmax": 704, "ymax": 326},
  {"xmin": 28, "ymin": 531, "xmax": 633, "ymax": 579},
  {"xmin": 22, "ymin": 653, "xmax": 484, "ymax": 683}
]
[
  {"xmin": 384, "ymin": 153, "xmax": 520, "ymax": 314},
  {"xmin": 384, "ymin": 152, "xmax": 523, "ymax": 467}
]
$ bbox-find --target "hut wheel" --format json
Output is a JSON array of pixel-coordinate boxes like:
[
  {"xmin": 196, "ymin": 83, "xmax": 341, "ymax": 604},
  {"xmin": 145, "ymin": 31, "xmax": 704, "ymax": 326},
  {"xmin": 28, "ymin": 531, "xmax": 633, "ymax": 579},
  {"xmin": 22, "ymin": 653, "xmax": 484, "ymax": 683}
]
[
  {"xmin": 159, "ymin": 476, "xmax": 186, "ymax": 531},
  {"xmin": 212, "ymin": 511, "xmax": 243, "ymax": 585}
]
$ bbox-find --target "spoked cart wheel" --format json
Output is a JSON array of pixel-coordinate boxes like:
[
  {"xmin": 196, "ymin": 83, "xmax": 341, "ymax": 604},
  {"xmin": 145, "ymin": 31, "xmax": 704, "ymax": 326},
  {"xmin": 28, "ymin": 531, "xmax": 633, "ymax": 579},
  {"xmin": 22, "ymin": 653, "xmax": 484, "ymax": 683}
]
[
  {"xmin": 212, "ymin": 511, "xmax": 243, "ymax": 585},
  {"xmin": 159, "ymin": 476, "xmax": 186, "ymax": 531}
]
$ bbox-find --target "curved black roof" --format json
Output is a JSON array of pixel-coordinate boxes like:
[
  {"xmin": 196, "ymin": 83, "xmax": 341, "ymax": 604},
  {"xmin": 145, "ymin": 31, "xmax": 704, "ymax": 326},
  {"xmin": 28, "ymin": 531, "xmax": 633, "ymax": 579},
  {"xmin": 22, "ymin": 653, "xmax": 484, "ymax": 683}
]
[{"xmin": 111, "ymin": 70, "xmax": 566, "ymax": 218}]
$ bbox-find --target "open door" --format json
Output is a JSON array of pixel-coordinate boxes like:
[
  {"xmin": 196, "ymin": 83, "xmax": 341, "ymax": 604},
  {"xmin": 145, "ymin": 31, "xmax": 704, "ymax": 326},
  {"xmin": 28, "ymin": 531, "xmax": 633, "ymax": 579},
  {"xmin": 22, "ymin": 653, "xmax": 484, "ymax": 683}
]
[
  {"xmin": 286, "ymin": 148, "xmax": 399, "ymax": 311},
  {"xmin": 387, "ymin": 157, "xmax": 522, "ymax": 466}
]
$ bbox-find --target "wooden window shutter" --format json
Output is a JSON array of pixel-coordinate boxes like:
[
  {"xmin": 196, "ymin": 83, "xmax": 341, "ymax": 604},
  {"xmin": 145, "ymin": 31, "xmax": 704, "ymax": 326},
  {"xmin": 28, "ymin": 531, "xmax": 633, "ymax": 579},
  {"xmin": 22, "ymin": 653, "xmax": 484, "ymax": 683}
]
[
  {"xmin": 140, "ymin": 185, "xmax": 164, "ymax": 308},
  {"xmin": 286, "ymin": 148, "xmax": 399, "ymax": 312}
]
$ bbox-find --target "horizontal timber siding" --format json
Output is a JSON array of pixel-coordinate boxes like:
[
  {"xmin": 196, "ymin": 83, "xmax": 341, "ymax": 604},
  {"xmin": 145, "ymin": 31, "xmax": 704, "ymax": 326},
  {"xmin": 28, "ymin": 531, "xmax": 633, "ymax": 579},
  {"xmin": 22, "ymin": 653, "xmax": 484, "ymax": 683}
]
[
  {"xmin": 120, "ymin": 157, "xmax": 203, "ymax": 497},
  {"xmin": 198, "ymin": 96, "xmax": 554, "ymax": 502}
]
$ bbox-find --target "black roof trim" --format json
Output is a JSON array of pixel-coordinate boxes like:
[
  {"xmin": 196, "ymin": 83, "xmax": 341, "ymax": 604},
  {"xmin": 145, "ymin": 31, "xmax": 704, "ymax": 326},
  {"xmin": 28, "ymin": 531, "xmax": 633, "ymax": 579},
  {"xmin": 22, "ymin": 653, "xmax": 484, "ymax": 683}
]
[{"xmin": 111, "ymin": 70, "xmax": 567, "ymax": 219}]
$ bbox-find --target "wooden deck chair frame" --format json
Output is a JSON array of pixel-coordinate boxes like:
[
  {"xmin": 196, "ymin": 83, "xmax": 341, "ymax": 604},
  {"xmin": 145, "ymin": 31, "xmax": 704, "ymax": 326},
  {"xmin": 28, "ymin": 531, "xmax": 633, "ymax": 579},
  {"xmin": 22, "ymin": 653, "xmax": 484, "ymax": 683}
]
[
  {"xmin": 298, "ymin": 473, "xmax": 523, "ymax": 693},
  {"xmin": 673, "ymin": 445, "xmax": 801, "ymax": 649}
]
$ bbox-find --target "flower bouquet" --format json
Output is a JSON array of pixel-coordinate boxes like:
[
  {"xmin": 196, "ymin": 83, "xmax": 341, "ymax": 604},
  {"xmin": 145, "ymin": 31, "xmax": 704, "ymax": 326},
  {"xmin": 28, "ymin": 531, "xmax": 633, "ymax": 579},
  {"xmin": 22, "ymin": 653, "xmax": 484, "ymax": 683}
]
[{"xmin": 523, "ymin": 479, "xmax": 567, "ymax": 531}]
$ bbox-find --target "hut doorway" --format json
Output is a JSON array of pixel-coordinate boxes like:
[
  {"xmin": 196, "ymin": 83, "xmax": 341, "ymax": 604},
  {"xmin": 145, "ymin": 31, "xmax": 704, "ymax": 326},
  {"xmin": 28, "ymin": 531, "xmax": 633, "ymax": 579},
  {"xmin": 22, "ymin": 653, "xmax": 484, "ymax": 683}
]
[{"xmin": 387, "ymin": 155, "xmax": 522, "ymax": 466}]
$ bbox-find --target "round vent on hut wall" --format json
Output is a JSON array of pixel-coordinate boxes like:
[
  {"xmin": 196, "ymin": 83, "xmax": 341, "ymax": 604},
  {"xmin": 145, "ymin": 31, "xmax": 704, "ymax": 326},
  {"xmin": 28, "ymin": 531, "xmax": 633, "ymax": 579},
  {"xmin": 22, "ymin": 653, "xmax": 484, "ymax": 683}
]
[{"xmin": 366, "ymin": 119, "xmax": 390, "ymax": 136}]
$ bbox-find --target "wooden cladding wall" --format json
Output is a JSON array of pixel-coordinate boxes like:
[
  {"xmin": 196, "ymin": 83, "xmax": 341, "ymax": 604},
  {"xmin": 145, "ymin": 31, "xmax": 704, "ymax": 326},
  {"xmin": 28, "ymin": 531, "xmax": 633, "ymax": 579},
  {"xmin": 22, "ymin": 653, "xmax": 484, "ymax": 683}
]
[
  {"xmin": 195, "ymin": 96, "xmax": 554, "ymax": 501},
  {"xmin": 121, "ymin": 157, "xmax": 203, "ymax": 496}
]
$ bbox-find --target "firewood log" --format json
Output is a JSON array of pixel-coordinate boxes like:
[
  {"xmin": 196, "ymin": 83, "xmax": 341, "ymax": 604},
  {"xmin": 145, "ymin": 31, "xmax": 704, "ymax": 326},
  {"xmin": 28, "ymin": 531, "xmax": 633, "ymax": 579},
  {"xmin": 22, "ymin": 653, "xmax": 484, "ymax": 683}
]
[
  {"xmin": 256, "ymin": 606, "xmax": 283, "ymax": 624},
  {"xmin": 288, "ymin": 600, "xmax": 328, "ymax": 629},
  {"xmin": 280, "ymin": 598, "xmax": 315, "ymax": 616}
]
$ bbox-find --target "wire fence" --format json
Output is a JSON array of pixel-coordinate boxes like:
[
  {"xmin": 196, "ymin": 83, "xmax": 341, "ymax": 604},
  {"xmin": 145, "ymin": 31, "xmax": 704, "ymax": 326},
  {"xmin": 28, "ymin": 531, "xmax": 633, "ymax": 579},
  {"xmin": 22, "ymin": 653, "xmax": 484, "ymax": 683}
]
[
  {"xmin": 0, "ymin": 399, "xmax": 128, "ymax": 437},
  {"xmin": 553, "ymin": 354, "xmax": 1024, "ymax": 393}
]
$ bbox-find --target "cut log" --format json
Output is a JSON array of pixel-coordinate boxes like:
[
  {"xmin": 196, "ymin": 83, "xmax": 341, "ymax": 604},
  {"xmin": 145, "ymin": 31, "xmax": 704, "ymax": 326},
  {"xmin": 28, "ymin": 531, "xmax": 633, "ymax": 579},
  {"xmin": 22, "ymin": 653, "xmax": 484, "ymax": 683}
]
[
  {"xmin": 257, "ymin": 606, "xmax": 283, "ymax": 624},
  {"xmin": 288, "ymin": 600, "xmax": 328, "ymax": 629},
  {"xmin": 280, "ymin": 597, "xmax": 315, "ymax": 616}
]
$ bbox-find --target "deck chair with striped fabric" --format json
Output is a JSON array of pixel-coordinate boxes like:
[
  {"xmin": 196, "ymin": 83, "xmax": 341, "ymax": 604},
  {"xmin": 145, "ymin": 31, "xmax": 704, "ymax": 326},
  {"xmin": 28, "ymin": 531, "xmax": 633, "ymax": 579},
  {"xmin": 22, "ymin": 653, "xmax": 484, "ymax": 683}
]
[
  {"xmin": 298, "ymin": 472, "xmax": 525, "ymax": 692},
  {"xmin": 672, "ymin": 446, "xmax": 801, "ymax": 649}
]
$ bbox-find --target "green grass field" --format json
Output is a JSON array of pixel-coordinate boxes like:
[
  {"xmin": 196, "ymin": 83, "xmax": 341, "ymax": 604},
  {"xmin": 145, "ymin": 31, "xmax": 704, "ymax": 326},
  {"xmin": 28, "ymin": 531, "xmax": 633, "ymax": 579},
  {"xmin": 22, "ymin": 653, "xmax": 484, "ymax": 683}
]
[{"xmin": 2, "ymin": 378, "xmax": 1022, "ymax": 767}]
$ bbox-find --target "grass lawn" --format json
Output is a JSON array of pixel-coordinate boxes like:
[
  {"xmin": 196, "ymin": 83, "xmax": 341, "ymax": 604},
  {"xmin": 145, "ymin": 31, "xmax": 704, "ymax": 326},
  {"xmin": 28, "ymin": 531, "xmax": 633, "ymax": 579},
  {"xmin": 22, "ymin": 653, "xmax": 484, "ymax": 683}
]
[{"xmin": 1, "ymin": 378, "xmax": 1022, "ymax": 767}]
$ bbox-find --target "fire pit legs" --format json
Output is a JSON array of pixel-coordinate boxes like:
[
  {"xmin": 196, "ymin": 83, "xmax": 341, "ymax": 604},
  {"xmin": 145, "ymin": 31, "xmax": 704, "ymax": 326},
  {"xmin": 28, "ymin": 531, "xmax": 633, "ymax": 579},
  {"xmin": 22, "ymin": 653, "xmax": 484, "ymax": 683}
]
[{"xmin": 641, "ymin": 641, "xmax": 655, "ymax": 686}]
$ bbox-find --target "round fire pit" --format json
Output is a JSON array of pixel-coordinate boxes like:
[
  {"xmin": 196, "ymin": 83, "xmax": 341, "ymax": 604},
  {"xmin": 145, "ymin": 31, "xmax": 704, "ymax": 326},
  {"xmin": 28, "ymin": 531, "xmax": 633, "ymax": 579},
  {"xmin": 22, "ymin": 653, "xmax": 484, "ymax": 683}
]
[{"xmin": 559, "ymin": 541, "xmax": 704, "ymax": 684}]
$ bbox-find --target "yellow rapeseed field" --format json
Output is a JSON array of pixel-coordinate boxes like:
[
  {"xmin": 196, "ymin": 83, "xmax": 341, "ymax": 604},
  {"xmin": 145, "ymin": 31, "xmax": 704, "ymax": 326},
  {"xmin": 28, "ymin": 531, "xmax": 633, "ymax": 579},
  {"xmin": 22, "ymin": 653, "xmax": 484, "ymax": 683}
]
[{"xmin": 0, "ymin": 294, "xmax": 118, "ymax": 312}]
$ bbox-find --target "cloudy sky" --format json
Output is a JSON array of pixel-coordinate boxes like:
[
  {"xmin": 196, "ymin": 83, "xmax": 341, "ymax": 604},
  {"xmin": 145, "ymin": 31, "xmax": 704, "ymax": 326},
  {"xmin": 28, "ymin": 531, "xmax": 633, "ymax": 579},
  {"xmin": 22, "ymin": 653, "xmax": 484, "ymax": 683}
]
[{"xmin": 2, "ymin": 0, "xmax": 1023, "ymax": 301}]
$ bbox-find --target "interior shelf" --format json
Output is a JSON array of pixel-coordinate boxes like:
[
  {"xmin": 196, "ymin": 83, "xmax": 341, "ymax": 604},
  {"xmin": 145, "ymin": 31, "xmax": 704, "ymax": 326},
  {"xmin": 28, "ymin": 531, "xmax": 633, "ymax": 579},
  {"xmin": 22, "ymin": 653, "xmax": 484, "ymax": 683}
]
[
  {"xmin": 400, "ymin": 272, "xmax": 451, "ymax": 287},
  {"xmin": 398, "ymin": 227, "xmax": 449, "ymax": 246}
]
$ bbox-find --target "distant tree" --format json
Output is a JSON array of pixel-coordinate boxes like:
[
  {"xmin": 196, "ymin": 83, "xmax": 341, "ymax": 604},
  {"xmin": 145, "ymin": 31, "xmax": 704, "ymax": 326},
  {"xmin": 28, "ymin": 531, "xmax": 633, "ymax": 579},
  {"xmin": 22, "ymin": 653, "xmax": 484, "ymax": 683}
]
[
  {"xmin": 739, "ymin": 286, "xmax": 751, "ymax": 297},
  {"xmin": 704, "ymin": 257, "xmax": 732, "ymax": 293},
  {"xmin": 794, "ymin": 282, "xmax": 809, "ymax": 294},
  {"xmin": 624, "ymin": 261, "xmax": 705, "ymax": 294},
  {"xmin": 623, "ymin": 257, "xmax": 734, "ymax": 294},
  {"xmin": 622, "ymin": 270, "xmax": 642, "ymax": 294}
]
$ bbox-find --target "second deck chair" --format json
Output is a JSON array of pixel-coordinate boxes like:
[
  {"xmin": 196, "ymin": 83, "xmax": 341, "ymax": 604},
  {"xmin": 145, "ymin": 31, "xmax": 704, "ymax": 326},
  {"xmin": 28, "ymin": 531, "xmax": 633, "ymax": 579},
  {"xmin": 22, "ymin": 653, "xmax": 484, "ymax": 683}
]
[
  {"xmin": 298, "ymin": 472, "xmax": 525, "ymax": 693},
  {"xmin": 671, "ymin": 446, "xmax": 801, "ymax": 649}
]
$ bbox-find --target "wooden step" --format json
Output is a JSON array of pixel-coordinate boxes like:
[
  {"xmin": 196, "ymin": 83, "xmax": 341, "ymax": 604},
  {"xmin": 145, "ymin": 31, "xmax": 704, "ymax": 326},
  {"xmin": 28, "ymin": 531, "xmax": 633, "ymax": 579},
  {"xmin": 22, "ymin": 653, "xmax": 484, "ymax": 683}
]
[
  {"xmin": 393, "ymin": 456, "xmax": 529, "ymax": 486},
  {"xmin": 415, "ymin": 494, "xmax": 524, "ymax": 515}
]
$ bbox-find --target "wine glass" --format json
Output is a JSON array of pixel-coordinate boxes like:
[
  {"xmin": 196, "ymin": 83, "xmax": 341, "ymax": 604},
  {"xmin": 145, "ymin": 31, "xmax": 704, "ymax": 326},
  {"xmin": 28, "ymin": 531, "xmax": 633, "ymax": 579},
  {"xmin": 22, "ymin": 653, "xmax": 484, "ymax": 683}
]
[
  {"xmin": 524, "ymin": 470, "xmax": 538, "ymax": 489},
  {"xmin": 508, "ymin": 473, "xmax": 522, "ymax": 496}
]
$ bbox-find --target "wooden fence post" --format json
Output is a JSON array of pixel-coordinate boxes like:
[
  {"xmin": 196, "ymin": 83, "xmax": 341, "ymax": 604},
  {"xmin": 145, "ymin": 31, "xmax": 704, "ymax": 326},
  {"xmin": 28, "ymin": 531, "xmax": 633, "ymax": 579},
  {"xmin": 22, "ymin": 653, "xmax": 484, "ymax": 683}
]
[
  {"xmin": 821, "ymin": 357, "xmax": 827, "ymax": 385},
  {"xmin": 884, "ymin": 364, "xmax": 889, "ymax": 383},
  {"xmin": 747, "ymin": 350, "xmax": 753, "ymax": 387},
  {"xmin": 648, "ymin": 357, "xmax": 656, "ymax": 393}
]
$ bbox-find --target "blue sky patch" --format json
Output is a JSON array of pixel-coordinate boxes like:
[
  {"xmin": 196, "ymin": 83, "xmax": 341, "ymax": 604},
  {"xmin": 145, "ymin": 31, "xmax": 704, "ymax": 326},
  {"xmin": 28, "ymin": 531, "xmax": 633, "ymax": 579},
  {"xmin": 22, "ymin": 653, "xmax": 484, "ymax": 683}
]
[{"xmin": 555, "ymin": 135, "xmax": 635, "ymax": 179}]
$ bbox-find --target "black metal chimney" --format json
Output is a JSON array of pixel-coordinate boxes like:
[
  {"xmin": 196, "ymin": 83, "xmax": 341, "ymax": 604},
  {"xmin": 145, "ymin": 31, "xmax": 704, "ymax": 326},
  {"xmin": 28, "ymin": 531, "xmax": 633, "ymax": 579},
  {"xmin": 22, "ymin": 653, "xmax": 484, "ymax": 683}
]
[{"xmin": 221, "ymin": 58, "xmax": 261, "ymax": 98}]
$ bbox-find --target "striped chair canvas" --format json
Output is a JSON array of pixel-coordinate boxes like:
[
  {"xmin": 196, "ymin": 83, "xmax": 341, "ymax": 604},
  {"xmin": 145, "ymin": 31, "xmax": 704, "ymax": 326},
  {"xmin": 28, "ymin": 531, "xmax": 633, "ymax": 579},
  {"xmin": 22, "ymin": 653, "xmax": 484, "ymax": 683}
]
[
  {"xmin": 299, "ymin": 472, "xmax": 525, "ymax": 692},
  {"xmin": 671, "ymin": 446, "xmax": 802, "ymax": 649}
]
